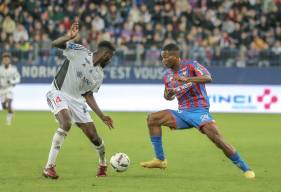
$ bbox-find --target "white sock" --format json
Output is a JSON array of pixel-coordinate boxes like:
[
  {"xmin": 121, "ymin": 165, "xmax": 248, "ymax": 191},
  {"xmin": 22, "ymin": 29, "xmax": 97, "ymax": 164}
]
[
  {"xmin": 95, "ymin": 139, "xmax": 106, "ymax": 165},
  {"xmin": 6, "ymin": 113, "xmax": 13, "ymax": 125},
  {"xmin": 45, "ymin": 128, "xmax": 67, "ymax": 168}
]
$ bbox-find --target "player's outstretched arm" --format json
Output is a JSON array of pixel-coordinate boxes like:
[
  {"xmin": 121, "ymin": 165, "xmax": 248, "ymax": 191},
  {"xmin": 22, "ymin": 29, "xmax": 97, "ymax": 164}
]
[
  {"xmin": 174, "ymin": 75, "xmax": 212, "ymax": 84},
  {"xmin": 83, "ymin": 91, "xmax": 114, "ymax": 129},
  {"xmin": 51, "ymin": 17, "xmax": 79, "ymax": 49},
  {"xmin": 174, "ymin": 62, "xmax": 213, "ymax": 83}
]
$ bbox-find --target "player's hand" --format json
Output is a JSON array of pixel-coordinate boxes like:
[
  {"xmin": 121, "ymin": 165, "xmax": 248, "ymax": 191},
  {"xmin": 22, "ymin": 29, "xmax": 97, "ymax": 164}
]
[
  {"xmin": 164, "ymin": 88, "xmax": 175, "ymax": 100},
  {"xmin": 101, "ymin": 115, "xmax": 114, "ymax": 129},
  {"xmin": 67, "ymin": 17, "xmax": 79, "ymax": 39},
  {"xmin": 165, "ymin": 88, "xmax": 175, "ymax": 95}
]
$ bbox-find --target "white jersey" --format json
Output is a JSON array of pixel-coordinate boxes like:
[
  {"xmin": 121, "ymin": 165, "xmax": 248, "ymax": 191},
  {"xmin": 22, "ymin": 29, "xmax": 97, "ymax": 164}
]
[
  {"xmin": 0, "ymin": 64, "xmax": 21, "ymax": 91},
  {"xmin": 51, "ymin": 42, "xmax": 104, "ymax": 101}
]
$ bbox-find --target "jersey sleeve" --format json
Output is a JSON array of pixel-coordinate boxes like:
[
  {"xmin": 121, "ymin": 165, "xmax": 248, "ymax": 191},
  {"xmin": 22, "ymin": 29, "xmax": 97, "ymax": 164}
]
[
  {"xmin": 189, "ymin": 61, "xmax": 211, "ymax": 77},
  {"xmin": 92, "ymin": 78, "xmax": 103, "ymax": 93},
  {"xmin": 92, "ymin": 84, "xmax": 100, "ymax": 93},
  {"xmin": 63, "ymin": 41, "xmax": 84, "ymax": 59}
]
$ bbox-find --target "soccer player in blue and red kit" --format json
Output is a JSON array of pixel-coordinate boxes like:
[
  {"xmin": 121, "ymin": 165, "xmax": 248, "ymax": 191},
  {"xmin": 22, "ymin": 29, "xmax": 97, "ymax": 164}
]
[{"xmin": 140, "ymin": 43, "xmax": 255, "ymax": 179}]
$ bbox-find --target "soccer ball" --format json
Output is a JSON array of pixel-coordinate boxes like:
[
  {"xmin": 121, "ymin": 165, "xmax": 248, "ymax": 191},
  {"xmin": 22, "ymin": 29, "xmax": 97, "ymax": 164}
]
[{"xmin": 110, "ymin": 153, "xmax": 130, "ymax": 172}]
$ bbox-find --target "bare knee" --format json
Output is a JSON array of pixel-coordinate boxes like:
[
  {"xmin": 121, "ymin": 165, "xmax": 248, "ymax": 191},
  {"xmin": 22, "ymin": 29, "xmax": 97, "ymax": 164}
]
[
  {"xmin": 202, "ymin": 124, "xmax": 224, "ymax": 148},
  {"xmin": 203, "ymin": 125, "xmax": 231, "ymax": 150},
  {"xmin": 147, "ymin": 113, "xmax": 159, "ymax": 128},
  {"xmin": 60, "ymin": 119, "xmax": 72, "ymax": 131}
]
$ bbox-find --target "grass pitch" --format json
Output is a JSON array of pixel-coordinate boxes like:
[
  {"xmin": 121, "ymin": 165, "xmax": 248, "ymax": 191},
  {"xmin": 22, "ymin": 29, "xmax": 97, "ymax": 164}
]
[{"xmin": 0, "ymin": 111, "xmax": 281, "ymax": 192}]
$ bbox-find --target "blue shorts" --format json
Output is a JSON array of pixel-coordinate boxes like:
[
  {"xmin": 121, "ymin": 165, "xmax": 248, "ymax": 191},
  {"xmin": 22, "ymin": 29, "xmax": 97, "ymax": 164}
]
[{"xmin": 169, "ymin": 108, "xmax": 215, "ymax": 130}]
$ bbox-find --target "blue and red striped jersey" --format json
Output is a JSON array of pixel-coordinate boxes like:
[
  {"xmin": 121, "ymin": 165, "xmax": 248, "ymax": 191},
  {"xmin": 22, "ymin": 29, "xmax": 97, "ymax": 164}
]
[{"xmin": 163, "ymin": 59, "xmax": 210, "ymax": 110}]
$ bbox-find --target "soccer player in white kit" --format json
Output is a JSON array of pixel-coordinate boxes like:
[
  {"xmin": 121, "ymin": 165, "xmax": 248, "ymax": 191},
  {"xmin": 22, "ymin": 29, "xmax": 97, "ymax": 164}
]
[
  {"xmin": 0, "ymin": 52, "xmax": 21, "ymax": 125},
  {"xmin": 43, "ymin": 19, "xmax": 115, "ymax": 179}
]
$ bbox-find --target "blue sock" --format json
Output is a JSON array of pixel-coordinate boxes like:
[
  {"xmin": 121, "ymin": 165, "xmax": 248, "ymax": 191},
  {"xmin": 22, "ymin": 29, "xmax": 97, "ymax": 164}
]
[
  {"xmin": 229, "ymin": 152, "xmax": 250, "ymax": 172},
  {"xmin": 150, "ymin": 136, "xmax": 165, "ymax": 160}
]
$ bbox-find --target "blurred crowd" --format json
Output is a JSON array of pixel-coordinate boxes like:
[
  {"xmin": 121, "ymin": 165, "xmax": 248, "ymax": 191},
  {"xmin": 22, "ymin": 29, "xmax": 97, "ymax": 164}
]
[{"xmin": 0, "ymin": 0, "xmax": 281, "ymax": 67}]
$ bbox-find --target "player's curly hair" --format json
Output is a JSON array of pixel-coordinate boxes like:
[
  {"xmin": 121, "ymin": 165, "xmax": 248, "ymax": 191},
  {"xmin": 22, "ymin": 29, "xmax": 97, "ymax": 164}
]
[
  {"xmin": 98, "ymin": 41, "xmax": 116, "ymax": 52},
  {"xmin": 162, "ymin": 43, "xmax": 180, "ymax": 51}
]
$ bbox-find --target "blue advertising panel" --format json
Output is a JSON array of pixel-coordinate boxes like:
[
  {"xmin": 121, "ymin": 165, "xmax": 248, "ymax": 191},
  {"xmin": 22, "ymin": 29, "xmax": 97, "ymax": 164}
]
[{"xmin": 17, "ymin": 64, "xmax": 281, "ymax": 84}]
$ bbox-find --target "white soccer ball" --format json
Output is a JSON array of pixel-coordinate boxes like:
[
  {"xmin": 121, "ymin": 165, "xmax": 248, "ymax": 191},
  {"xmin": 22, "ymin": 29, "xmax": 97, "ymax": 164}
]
[{"xmin": 110, "ymin": 153, "xmax": 130, "ymax": 172}]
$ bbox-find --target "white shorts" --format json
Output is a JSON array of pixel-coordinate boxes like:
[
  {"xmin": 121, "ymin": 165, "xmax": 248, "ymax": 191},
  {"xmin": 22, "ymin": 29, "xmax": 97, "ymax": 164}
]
[
  {"xmin": 46, "ymin": 90, "xmax": 93, "ymax": 123},
  {"xmin": 0, "ymin": 89, "xmax": 13, "ymax": 103}
]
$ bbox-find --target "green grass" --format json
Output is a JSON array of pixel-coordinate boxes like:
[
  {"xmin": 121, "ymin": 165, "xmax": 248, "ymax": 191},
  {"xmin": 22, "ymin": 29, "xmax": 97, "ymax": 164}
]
[{"xmin": 0, "ymin": 111, "xmax": 281, "ymax": 192}]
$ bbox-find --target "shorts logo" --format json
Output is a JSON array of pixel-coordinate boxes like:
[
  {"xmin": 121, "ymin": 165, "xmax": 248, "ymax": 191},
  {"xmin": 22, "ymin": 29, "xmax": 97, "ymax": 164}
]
[
  {"xmin": 200, "ymin": 114, "xmax": 209, "ymax": 122},
  {"xmin": 82, "ymin": 106, "xmax": 87, "ymax": 113},
  {"xmin": 177, "ymin": 110, "xmax": 183, "ymax": 113},
  {"xmin": 54, "ymin": 96, "xmax": 62, "ymax": 105}
]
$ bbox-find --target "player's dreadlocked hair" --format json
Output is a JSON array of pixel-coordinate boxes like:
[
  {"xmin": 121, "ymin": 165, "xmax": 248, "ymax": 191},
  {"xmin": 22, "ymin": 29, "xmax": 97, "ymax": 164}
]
[
  {"xmin": 98, "ymin": 41, "xmax": 116, "ymax": 52},
  {"xmin": 162, "ymin": 43, "xmax": 180, "ymax": 51}
]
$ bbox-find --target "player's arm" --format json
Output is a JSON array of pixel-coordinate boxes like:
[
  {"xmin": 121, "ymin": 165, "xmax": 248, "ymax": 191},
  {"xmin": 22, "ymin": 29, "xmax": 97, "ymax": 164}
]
[
  {"xmin": 9, "ymin": 68, "xmax": 21, "ymax": 85},
  {"xmin": 83, "ymin": 91, "xmax": 114, "ymax": 129},
  {"xmin": 163, "ymin": 75, "xmax": 175, "ymax": 100},
  {"xmin": 0, "ymin": 76, "xmax": 3, "ymax": 88},
  {"xmin": 175, "ymin": 75, "xmax": 212, "ymax": 83},
  {"xmin": 164, "ymin": 88, "xmax": 175, "ymax": 101},
  {"xmin": 174, "ymin": 63, "xmax": 212, "ymax": 83},
  {"xmin": 51, "ymin": 17, "xmax": 79, "ymax": 49}
]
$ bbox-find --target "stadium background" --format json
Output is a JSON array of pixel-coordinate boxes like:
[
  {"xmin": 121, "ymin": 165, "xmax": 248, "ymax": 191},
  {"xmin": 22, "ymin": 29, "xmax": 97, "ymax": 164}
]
[
  {"xmin": 0, "ymin": 0, "xmax": 280, "ymax": 112},
  {"xmin": 1, "ymin": 1, "xmax": 281, "ymax": 192}
]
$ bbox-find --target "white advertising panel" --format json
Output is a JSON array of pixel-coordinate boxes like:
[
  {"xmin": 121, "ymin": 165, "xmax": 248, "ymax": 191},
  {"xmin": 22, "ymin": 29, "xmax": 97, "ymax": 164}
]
[
  {"xmin": 10, "ymin": 84, "xmax": 281, "ymax": 113},
  {"xmin": 207, "ymin": 85, "xmax": 280, "ymax": 113}
]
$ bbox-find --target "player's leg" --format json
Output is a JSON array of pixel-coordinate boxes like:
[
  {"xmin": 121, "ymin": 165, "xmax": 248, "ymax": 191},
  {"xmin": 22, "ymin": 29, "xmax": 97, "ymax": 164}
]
[
  {"xmin": 43, "ymin": 90, "xmax": 75, "ymax": 179},
  {"xmin": 1, "ymin": 102, "xmax": 7, "ymax": 110},
  {"xmin": 1, "ymin": 92, "xmax": 7, "ymax": 110},
  {"xmin": 200, "ymin": 122, "xmax": 255, "ymax": 178},
  {"xmin": 76, "ymin": 122, "xmax": 107, "ymax": 177},
  {"xmin": 5, "ymin": 98, "xmax": 13, "ymax": 125},
  {"xmin": 43, "ymin": 109, "xmax": 72, "ymax": 179},
  {"xmin": 1, "ymin": 101, "xmax": 7, "ymax": 124},
  {"xmin": 141, "ymin": 109, "xmax": 177, "ymax": 168}
]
